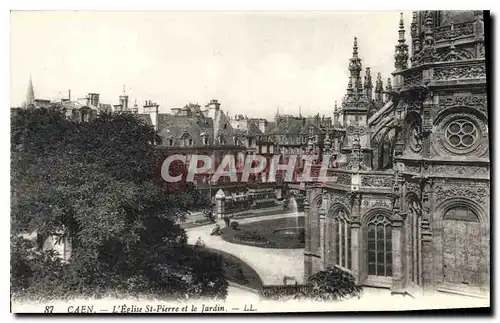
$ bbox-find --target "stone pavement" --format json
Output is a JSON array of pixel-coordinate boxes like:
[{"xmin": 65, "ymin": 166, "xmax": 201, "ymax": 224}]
[{"xmin": 186, "ymin": 213, "xmax": 305, "ymax": 285}]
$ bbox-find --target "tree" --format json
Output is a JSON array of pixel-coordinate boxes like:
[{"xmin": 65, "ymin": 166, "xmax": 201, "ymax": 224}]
[{"xmin": 11, "ymin": 106, "xmax": 225, "ymax": 299}]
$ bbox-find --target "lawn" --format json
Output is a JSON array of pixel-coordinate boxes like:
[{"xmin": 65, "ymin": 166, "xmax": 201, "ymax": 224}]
[{"xmin": 220, "ymin": 216, "xmax": 305, "ymax": 249}]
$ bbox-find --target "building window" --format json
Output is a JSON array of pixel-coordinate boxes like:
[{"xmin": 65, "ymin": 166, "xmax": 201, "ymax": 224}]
[
  {"xmin": 333, "ymin": 210, "xmax": 352, "ymax": 269},
  {"xmin": 189, "ymin": 139, "xmax": 193, "ymax": 146},
  {"xmin": 203, "ymin": 136, "xmax": 209, "ymax": 145},
  {"xmin": 367, "ymin": 214, "xmax": 392, "ymax": 277},
  {"xmin": 446, "ymin": 119, "xmax": 478, "ymax": 150},
  {"xmin": 169, "ymin": 139, "xmax": 174, "ymax": 146}
]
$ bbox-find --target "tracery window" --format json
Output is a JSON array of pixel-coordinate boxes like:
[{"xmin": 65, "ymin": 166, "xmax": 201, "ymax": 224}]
[
  {"xmin": 367, "ymin": 214, "xmax": 392, "ymax": 277},
  {"xmin": 446, "ymin": 119, "xmax": 478, "ymax": 150},
  {"xmin": 333, "ymin": 210, "xmax": 352, "ymax": 269}
]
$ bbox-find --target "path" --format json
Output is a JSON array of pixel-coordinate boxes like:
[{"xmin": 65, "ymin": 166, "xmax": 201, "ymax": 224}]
[{"xmin": 186, "ymin": 213, "xmax": 305, "ymax": 285}]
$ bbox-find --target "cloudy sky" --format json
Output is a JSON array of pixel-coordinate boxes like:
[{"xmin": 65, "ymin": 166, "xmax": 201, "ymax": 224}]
[{"xmin": 11, "ymin": 11, "xmax": 411, "ymax": 119}]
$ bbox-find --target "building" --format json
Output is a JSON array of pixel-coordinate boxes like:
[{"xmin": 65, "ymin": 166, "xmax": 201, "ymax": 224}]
[
  {"xmin": 146, "ymin": 99, "xmax": 281, "ymax": 199},
  {"xmin": 303, "ymin": 10, "xmax": 489, "ymax": 298}
]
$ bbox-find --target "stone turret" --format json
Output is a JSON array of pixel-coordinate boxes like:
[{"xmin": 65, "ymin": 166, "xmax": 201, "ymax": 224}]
[
  {"xmin": 375, "ymin": 72, "xmax": 384, "ymax": 103},
  {"xmin": 364, "ymin": 67, "xmax": 373, "ymax": 100}
]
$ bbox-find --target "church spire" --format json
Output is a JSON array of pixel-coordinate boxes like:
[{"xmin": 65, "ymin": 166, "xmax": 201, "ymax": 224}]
[
  {"xmin": 346, "ymin": 37, "xmax": 363, "ymax": 102},
  {"xmin": 384, "ymin": 78, "xmax": 392, "ymax": 102},
  {"xmin": 375, "ymin": 72, "xmax": 384, "ymax": 103},
  {"xmin": 394, "ymin": 12, "xmax": 409, "ymax": 71},
  {"xmin": 421, "ymin": 11, "xmax": 437, "ymax": 63},
  {"xmin": 25, "ymin": 74, "xmax": 35, "ymax": 108},
  {"xmin": 364, "ymin": 67, "xmax": 373, "ymax": 100}
]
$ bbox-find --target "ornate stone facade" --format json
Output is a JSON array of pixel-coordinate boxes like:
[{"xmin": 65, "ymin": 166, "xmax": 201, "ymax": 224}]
[{"xmin": 304, "ymin": 11, "xmax": 489, "ymax": 298}]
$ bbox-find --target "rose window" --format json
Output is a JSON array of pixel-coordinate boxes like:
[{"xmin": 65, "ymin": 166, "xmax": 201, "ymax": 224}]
[{"xmin": 445, "ymin": 119, "xmax": 478, "ymax": 149}]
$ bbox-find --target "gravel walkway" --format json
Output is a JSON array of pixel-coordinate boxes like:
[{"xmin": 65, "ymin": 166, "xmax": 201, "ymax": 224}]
[{"xmin": 186, "ymin": 213, "xmax": 305, "ymax": 285}]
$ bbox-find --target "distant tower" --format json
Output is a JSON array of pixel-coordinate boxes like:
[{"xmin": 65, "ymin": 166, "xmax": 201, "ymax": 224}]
[
  {"xmin": 132, "ymin": 100, "xmax": 138, "ymax": 114},
  {"xmin": 24, "ymin": 75, "xmax": 35, "ymax": 108},
  {"xmin": 119, "ymin": 85, "xmax": 129, "ymax": 111}
]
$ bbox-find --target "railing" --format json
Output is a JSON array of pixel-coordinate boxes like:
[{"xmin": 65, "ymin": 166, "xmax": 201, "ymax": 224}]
[
  {"xmin": 361, "ymin": 173, "xmax": 394, "ymax": 188},
  {"xmin": 433, "ymin": 21, "xmax": 476, "ymax": 41}
]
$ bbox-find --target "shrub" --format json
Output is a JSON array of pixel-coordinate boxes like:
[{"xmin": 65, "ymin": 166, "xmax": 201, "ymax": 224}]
[
  {"xmin": 305, "ymin": 266, "xmax": 362, "ymax": 301},
  {"xmin": 238, "ymin": 230, "xmax": 268, "ymax": 243},
  {"xmin": 203, "ymin": 209, "xmax": 216, "ymax": 223},
  {"xmin": 230, "ymin": 221, "xmax": 239, "ymax": 230},
  {"xmin": 194, "ymin": 237, "xmax": 205, "ymax": 248}
]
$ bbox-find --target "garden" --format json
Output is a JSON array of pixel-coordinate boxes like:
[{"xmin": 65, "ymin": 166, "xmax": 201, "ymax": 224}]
[{"xmin": 219, "ymin": 216, "xmax": 305, "ymax": 249}]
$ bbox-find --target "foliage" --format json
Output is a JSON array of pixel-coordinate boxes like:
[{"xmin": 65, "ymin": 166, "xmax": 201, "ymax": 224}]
[
  {"xmin": 237, "ymin": 230, "xmax": 269, "ymax": 244},
  {"xmin": 11, "ymin": 106, "xmax": 225, "ymax": 300},
  {"xmin": 230, "ymin": 221, "xmax": 239, "ymax": 230},
  {"xmin": 194, "ymin": 237, "xmax": 205, "ymax": 248},
  {"xmin": 304, "ymin": 266, "xmax": 362, "ymax": 301},
  {"xmin": 223, "ymin": 215, "xmax": 230, "ymax": 227},
  {"xmin": 203, "ymin": 208, "xmax": 216, "ymax": 223}
]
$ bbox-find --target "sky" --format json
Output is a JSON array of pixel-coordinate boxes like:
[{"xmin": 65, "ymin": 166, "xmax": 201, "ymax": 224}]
[{"xmin": 11, "ymin": 11, "xmax": 412, "ymax": 120}]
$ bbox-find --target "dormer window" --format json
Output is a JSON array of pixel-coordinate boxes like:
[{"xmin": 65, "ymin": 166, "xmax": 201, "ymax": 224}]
[
  {"xmin": 201, "ymin": 133, "xmax": 209, "ymax": 145},
  {"xmin": 180, "ymin": 132, "xmax": 192, "ymax": 147},
  {"xmin": 169, "ymin": 139, "xmax": 174, "ymax": 146}
]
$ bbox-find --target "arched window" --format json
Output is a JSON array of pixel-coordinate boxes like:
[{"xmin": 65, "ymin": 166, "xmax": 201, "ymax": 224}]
[
  {"xmin": 333, "ymin": 209, "xmax": 351, "ymax": 269},
  {"xmin": 367, "ymin": 214, "xmax": 392, "ymax": 277}
]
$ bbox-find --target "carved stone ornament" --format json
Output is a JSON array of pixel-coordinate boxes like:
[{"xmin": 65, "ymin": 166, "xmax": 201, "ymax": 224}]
[
  {"xmin": 406, "ymin": 182, "xmax": 421, "ymax": 197},
  {"xmin": 433, "ymin": 65, "xmax": 486, "ymax": 81},
  {"xmin": 404, "ymin": 164, "xmax": 421, "ymax": 173},
  {"xmin": 438, "ymin": 94, "xmax": 487, "ymax": 116},
  {"xmin": 429, "ymin": 165, "xmax": 489, "ymax": 177},
  {"xmin": 372, "ymin": 199, "xmax": 390, "ymax": 207},
  {"xmin": 408, "ymin": 120, "xmax": 423, "ymax": 153},
  {"xmin": 433, "ymin": 19, "xmax": 475, "ymax": 41},
  {"xmin": 435, "ymin": 112, "xmax": 488, "ymax": 156},
  {"xmin": 361, "ymin": 175, "xmax": 394, "ymax": 187},
  {"xmin": 336, "ymin": 173, "xmax": 351, "ymax": 185},
  {"xmin": 403, "ymin": 70, "xmax": 423, "ymax": 86},
  {"xmin": 331, "ymin": 193, "xmax": 350, "ymax": 210},
  {"xmin": 346, "ymin": 125, "xmax": 367, "ymax": 136},
  {"xmin": 434, "ymin": 184, "xmax": 489, "ymax": 204}
]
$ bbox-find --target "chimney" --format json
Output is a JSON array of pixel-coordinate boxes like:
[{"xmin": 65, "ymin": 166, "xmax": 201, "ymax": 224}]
[
  {"xmin": 206, "ymin": 99, "xmax": 220, "ymax": 110},
  {"xmin": 258, "ymin": 119, "xmax": 267, "ymax": 133},
  {"xmin": 144, "ymin": 101, "xmax": 160, "ymax": 130},
  {"xmin": 132, "ymin": 101, "xmax": 138, "ymax": 114},
  {"xmin": 119, "ymin": 95, "xmax": 129, "ymax": 111},
  {"xmin": 87, "ymin": 93, "xmax": 100, "ymax": 107}
]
